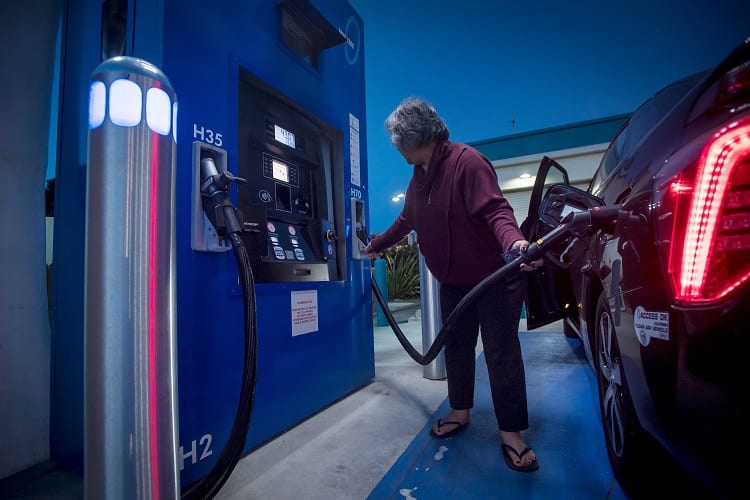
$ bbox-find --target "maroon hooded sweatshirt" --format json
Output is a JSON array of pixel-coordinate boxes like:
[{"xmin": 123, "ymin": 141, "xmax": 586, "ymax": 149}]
[{"xmin": 370, "ymin": 141, "xmax": 524, "ymax": 287}]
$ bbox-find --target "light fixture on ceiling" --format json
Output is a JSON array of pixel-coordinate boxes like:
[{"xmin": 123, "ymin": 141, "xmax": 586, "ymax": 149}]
[
  {"xmin": 392, "ymin": 193, "xmax": 405, "ymax": 202},
  {"xmin": 519, "ymin": 172, "xmax": 532, "ymax": 179}
]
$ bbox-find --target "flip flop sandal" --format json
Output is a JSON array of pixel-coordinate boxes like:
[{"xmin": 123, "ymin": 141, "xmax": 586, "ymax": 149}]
[
  {"xmin": 501, "ymin": 443, "xmax": 539, "ymax": 472},
  {"xmin": 429, "ymin": 418, "xmax": 469, "ymax": 439}
]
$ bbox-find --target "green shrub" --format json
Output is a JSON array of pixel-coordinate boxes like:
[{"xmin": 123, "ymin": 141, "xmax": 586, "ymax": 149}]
[{"xmin": 383, "ymin": 238, "xmax": 420, "ymax": 299}]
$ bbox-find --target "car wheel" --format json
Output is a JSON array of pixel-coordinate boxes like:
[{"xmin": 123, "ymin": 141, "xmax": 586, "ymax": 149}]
[{"xmin": 593, "ymin": 291, "xmax": 644, "ymax": 490}]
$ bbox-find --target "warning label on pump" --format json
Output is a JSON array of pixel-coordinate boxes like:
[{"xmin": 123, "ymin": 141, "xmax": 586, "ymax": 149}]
[
  {"xmin": 633, "ymin": 306, "xmax": 669, "ymax": 346},
  {"xmin": 349, "ymin": 113, "xmax": 361, "ymax": 187},
  {"xmin": 291, "ymin": 290, "xmax": 318, "ymax": 336}
]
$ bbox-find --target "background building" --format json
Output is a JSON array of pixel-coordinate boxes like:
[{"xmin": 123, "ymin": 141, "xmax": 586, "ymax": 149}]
[{"xmin": 471, "ymin": 114, "xmax": 629, "ymax": 224}]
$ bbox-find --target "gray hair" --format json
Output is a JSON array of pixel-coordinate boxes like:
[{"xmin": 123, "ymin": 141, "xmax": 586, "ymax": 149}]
[{"xmin": 385, "ymin": 97, "xmax": 449, "ymax": 150}]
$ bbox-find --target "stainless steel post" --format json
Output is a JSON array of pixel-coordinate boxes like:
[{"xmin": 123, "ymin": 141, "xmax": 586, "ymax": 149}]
[
  {"xmin": 85, "ymin": 56, "xmax": 179, "ymax": 499},
  {"xmin": 419, "ymin": 252, "xmax": 446, "ymax": 380}
]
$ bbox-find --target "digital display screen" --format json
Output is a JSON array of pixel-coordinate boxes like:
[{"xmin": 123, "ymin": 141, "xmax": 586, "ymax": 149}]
[
  {"xmin": 274, "ymin": 124, "xmax": 296, "ymax": 148},
  {"xmin": 272, "ymin": 159, "xmax": 289, "ymax": 183}
]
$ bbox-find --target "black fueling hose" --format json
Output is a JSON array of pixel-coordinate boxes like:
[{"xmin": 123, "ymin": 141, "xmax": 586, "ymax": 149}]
[
  {"xmin": 369, "ymin": 245, "xmax": 525, "ymax": 366},
  {"xmin": 182, "ymin": 159, "xmax": 258, "ymax": 500},
  {"xmin": 363, "ymin": 204, "xmax": 625, "ymax": 366}
]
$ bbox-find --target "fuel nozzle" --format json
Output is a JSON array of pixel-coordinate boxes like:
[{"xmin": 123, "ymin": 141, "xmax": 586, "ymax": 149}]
[
  {"xmin": 200, "ymin": 157, "xmax": 245, "ymax": 241},
  {"xmin": 355, "ymin": 223, "xmax": 369, "ymax": 245},
  {"xmin": 524, "ymin": 204, "xmax": 627, "ymax": 262}
]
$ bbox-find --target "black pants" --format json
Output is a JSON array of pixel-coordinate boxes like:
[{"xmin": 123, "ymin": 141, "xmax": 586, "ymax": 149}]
[{"xmin": 440, "ymin": 273, "xmax": 528, "ymax": 432}]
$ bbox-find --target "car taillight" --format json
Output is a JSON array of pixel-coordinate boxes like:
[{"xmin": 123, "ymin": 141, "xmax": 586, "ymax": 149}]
[{"xmin": 666, "ymin": 120, "xmax": 750, "ymax": 304}]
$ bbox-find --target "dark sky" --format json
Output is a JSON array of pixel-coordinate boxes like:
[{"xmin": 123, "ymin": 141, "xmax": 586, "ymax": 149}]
[{"xmin": 348, "ymin": 0, "xmax": 750, "ymax": 231}]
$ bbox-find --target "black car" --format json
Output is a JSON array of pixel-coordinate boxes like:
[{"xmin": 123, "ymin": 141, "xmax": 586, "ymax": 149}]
[{"xmin": 522, "ymin": 37, "xmax": 750, "ymax": 498}]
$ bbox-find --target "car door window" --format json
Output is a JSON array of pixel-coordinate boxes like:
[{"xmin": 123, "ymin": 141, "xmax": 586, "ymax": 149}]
[{"xmin": 542, "ymin": 166, "xmax": 566, "ymax": 197}]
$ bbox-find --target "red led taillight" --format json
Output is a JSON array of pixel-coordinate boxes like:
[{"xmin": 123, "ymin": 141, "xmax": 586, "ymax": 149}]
[{"xmin": 667, "ymin": 120, "xmax": 750, "ymax": 304}]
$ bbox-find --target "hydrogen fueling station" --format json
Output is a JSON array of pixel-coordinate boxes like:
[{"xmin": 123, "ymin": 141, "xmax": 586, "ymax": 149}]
[
  {"xmin": 5, "ymin": 0, "xmax": 376, "ymax": 496},
  {"xmin": 2, "ymin": 1, "xmax": 686, "ymax": 499}
]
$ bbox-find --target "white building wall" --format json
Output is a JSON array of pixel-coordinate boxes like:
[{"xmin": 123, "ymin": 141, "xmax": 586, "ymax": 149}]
[
  {"xmin": 493, "ymin": 142, "xmax": 609, "ymax": 225},
  {"xmin": 0, "ymin": 0, "xmax": 60, "ymax": 479}
]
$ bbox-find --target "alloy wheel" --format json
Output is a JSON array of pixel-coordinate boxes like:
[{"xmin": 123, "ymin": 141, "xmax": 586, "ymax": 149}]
[{"xmin": 596, "ymin": 296, "xmax": 625, "ymax": 458}]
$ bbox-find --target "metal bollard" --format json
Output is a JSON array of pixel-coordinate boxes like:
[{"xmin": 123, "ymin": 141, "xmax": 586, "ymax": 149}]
[
  {"xmin": 85, "ymin": 56, "xmax": 179, "ymax": 499},
  {"xmin": 419, "ymin": 252, "xmax": 446, "ymax": 380}
]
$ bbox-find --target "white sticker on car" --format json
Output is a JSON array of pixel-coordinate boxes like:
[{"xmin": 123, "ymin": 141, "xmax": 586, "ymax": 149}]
[{"xmin": 634, "ymin": 306, "xmax": 669, "ymax": 346}]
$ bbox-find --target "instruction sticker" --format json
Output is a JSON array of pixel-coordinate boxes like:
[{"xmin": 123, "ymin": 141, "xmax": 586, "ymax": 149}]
[
  {"xmin": 349, "ymin": 113, "xmax": 361, "ymax": 187},
  {"xmin": 291, "ymin": 290, "xmax": 318, "ymax": 336},
  {"xmin": 633, "ymin": 306, "xmax": 669, "ymax": 346}
]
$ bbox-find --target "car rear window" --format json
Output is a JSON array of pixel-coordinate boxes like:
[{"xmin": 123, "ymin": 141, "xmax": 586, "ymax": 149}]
[{"xmin": 591, "ymin": 74, "xmax": 703, "ymax": 192}]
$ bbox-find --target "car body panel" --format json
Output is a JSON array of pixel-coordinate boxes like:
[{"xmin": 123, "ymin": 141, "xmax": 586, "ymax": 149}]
[{"xmin": 522, "ymin": 37, "xmax": 750, "ymax": 498}]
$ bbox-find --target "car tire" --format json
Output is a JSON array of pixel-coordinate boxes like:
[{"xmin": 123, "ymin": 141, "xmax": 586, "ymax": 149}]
[{"xmin": 593, "ymin": 291, "xmax": 646, "ymax": 493}]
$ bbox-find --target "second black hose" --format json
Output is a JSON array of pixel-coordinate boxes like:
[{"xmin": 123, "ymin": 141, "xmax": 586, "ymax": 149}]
[{"xmin": 371, "ymin": 255, "xmax": 525, "ymax": 366}]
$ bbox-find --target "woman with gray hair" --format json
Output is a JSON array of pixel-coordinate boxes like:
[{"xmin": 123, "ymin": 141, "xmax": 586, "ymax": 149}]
[{"xmin": 365, "ymin": 96, "xmax": 542, "ymax": 473}]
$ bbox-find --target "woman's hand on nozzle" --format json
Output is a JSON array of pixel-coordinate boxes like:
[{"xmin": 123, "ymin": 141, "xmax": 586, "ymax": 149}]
[
  {"xmin": 364, "ymin": 243, "xmax": 380, "ymax": 260},
  {"xmin": 511, "ymin": 240, "xmax": 544, "ymax": 272}
]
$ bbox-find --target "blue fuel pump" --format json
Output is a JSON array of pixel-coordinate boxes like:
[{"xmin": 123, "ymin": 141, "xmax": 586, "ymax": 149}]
[{"xmin": 52, "ymin": 0, "xmax": 372, "ymax": 492}]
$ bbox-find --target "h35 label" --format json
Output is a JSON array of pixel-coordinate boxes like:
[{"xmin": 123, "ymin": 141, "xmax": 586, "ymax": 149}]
[{"xmin": 193, "ymin": 124, "xmax": 223, "ymax": 147}]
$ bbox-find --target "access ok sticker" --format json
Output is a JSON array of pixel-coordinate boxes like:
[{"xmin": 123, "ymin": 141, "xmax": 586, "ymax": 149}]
[{"xmin": 633, "ymin": 306, "xmax": 669, "ymax": 346}]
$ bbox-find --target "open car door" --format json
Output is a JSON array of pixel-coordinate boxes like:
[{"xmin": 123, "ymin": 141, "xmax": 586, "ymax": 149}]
[{"xmin": 520, "ymin": 156, "xmax": 603, "ymax": 330}]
